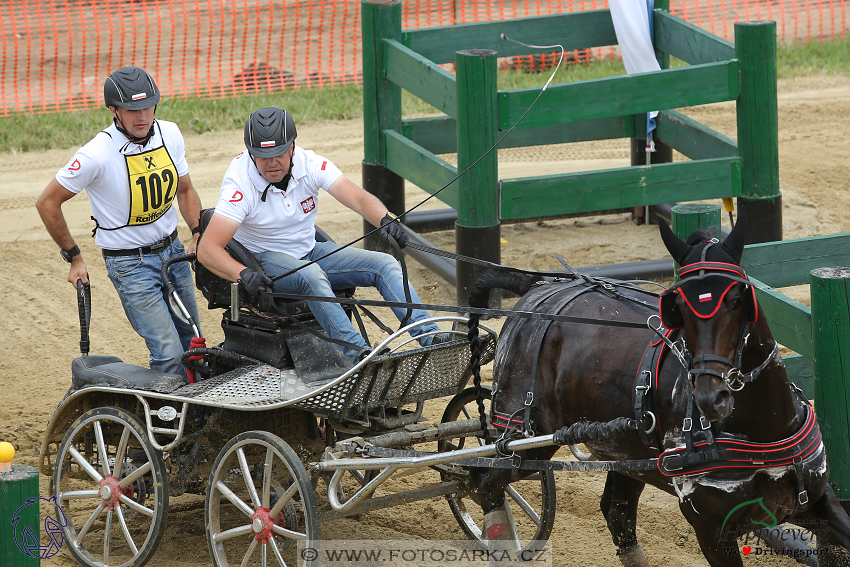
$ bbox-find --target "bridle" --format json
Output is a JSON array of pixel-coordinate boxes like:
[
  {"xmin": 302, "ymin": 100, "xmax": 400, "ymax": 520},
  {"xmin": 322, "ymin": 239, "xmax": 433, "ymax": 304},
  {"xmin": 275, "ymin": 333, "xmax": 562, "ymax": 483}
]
[{"xmin": 657, "ymin": 239, "xmax": 777, "ymax": 392}]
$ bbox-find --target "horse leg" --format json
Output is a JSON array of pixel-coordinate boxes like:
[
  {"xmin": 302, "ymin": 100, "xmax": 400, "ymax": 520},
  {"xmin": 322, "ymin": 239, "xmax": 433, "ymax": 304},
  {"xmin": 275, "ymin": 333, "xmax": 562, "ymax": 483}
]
[
  {"xmin": 475, "ymin": 468, "xmax": 513, "ymax": 540},
  {"xmin": 679, "ymin": 505, "xmax": 743, "ymax": 567},
  {"xmin": 600, "ymin": 472, "xmax": 651, "ymax": 567},
  {"xmin": 790, "ymin": 484, "xmax": 850, "ymax": 565}
]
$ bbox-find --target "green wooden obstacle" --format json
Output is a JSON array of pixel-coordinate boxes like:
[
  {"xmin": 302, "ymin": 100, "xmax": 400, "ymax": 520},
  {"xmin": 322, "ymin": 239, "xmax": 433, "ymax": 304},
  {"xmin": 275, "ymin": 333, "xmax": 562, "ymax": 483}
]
[
  {"xmin": 0, "ymin": 464, "xmax": 40, "ymax": 567},
  {"xmin": 671, "ymin": 204, "xmax": 722, "ymax": 281},
  {"xmin": 361, "ymin": 0, "xmax": 781, "ymax": 303},
  {"xmin": 810, "ymin": 267, "xmax": 850, "ymax": 499}
]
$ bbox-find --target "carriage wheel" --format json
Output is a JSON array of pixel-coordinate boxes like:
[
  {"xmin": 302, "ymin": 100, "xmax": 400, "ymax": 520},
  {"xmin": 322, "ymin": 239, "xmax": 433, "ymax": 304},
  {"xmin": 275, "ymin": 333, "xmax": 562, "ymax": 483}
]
[
  {"xmin": 53, "ymin": 406, "xmax": 169, "ymax": 567},
  {"xmin": 206, "ymin": 431, "xmax": 320, "ymax": 567},
  {"xmin": 439, "ymin": 386, "xmax": 557, "ymax": 554}
]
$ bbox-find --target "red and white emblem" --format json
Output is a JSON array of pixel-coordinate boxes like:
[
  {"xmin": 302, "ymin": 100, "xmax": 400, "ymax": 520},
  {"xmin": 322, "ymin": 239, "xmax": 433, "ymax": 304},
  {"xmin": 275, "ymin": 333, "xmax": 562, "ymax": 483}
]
[
  {"xmin": 300, "ymin": 196, "xmax": 315, "ymax": 214},
  {"xmin": 698, "ymin": 293, "xmax": 712, "ymax": 303},
  {"xmin": 132, "ymin": 93, "xmax": 147, "ymax": 101},
  {"xmin": 229, "ymin": 190, "xmax": 244, "ymax": 202},
  {"xmin": 260, "ymin": 141, "xmax": 276, "ymax": 147},
  {"xmin": 68, "ymin": 158, "xmax": 81, "ymax": 171}
]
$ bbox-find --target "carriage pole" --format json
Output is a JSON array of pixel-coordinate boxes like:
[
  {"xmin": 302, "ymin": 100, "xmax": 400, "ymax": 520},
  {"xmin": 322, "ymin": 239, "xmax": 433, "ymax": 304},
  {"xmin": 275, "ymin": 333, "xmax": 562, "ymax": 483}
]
[
  {"xmin": 810, "ymin": 267, "xmax": 850, "ymax": 500},
  {"xmin": 361, "ymin": 0, "xmax": 406, "ymax": 253}
]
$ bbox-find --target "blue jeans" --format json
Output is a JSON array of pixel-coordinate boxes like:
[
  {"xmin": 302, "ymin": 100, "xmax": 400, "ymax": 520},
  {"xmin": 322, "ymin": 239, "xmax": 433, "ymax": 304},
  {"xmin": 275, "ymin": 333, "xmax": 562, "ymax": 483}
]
[
  {"xmin": 104, "ymin": 239, "xmax": 202, "ymax": 376},
  {"xmin": 255, "ymin": 242, "xmax": 441, "ymax": 362}
]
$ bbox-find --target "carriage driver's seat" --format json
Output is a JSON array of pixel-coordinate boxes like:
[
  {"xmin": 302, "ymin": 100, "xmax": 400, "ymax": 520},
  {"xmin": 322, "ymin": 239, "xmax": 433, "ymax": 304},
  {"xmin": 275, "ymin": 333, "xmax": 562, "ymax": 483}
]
[
  {"xmin": 193, "ymin": 208, "xmax": 357, "ymax": 370},
  {"xmin": 193, "ymin": 208, "xmax": 355, "ymax": 314}
]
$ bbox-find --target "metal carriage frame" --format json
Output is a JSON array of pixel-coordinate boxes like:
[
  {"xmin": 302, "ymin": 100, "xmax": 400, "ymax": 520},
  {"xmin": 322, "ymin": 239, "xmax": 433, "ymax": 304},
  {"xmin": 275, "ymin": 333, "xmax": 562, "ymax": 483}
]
[{"xmin": 40, "ymin": 305, "xmax": 555, "ymax": 567}]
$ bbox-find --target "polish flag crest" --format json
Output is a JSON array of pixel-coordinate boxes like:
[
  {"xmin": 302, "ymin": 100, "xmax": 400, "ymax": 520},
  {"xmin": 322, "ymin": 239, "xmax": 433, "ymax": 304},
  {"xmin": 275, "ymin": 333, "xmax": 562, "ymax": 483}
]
[
  {"xmin": 300, "ymin": 196, "xmax": 316, "ymax": 214},
  {"xmin": 261, "ymin": 141, "xmax": 276, "ymax": 147},
  {"xmin": 132, "ymin": 93, "xmax": 147, "ymax": 101},
  {"xmin": 698, "ymin": 293, "xmax": 712, "ymax": 303}
]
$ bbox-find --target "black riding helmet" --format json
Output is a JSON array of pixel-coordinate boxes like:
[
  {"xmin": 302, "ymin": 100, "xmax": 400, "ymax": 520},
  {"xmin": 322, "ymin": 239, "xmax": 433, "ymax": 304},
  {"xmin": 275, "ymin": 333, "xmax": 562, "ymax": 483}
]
[
  {"xmin": 244, "ymin": 107, "xmax": 297, "ymax": 158},
  {"xmin": 103, "ymin": 67, "xmax": 160, "ymax": 110}
]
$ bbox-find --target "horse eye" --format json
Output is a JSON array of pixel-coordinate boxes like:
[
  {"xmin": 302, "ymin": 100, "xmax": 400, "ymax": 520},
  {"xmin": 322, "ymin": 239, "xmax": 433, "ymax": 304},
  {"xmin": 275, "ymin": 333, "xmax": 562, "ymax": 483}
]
[{"xmin": 730, "ymin": 298, "xmax": 742, "ymax": 309}]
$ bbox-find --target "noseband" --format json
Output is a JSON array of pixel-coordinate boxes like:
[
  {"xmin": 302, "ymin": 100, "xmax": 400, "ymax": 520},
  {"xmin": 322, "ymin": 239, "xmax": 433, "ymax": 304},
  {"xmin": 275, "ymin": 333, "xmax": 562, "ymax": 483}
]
[{"xmin": 659, "ymin": 240, "xmax": 776, "ymax": 392}]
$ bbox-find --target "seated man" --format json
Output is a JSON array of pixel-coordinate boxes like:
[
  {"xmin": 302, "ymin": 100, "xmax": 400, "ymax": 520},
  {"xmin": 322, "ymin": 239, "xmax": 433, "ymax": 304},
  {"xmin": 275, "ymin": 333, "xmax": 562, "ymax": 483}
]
[{"xmin": 197, "ymin": 107, "xmax": 452, "ymax": 363}]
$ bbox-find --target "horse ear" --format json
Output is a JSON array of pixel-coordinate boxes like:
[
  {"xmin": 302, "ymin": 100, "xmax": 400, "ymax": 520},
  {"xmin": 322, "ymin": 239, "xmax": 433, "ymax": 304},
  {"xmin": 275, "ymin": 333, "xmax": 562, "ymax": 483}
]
[
  {"xmin": 659, "ymin": 219, "xmax": 691, "ymax": 264},
  {"xmin": 723, "ymin": 206, "xmax": 748, "ymax": 263}
]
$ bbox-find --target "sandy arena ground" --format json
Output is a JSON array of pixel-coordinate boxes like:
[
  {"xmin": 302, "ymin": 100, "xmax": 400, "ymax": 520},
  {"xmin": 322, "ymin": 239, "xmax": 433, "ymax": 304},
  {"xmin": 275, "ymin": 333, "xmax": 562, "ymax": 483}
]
[{"xmin": 1, "ymin": 74, "xmax": 849, "ymax": 566}]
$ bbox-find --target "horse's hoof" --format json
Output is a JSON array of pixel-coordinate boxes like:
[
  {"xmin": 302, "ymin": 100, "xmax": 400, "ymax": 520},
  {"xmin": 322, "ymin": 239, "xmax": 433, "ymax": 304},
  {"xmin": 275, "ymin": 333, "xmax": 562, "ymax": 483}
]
[{"xmin": 617, "ymin": 543, "xmax": 651, "ymax": 567}]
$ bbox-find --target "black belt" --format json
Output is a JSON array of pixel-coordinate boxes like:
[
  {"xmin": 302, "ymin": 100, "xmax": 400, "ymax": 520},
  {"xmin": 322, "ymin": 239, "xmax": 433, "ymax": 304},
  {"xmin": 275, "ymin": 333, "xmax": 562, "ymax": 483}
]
[{"xmin": 102, "ymin": 229, "xmax": 178, "ymax": 257}]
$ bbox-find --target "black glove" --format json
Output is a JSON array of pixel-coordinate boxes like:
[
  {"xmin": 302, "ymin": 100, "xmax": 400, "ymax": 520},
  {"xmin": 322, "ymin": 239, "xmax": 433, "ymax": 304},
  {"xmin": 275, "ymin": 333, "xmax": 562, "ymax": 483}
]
[
  {"xmin": 380, "ymin": 213, "xmax": 408, "ymax": 248},
  {"xmin": 239, "ymin": 268, "xmax": 273, "ymax": 297}
]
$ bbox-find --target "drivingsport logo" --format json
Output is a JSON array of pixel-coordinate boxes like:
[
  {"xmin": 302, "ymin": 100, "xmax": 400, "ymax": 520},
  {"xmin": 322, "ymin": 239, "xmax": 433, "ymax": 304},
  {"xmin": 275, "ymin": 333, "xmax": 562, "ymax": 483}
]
[
  {"xmin": 229, "ymin": 190, "xmax": 244, "ymax": 202},
  {"xmin": 11, "ymin": 496, "xmax": 68, "ymax": 559}
]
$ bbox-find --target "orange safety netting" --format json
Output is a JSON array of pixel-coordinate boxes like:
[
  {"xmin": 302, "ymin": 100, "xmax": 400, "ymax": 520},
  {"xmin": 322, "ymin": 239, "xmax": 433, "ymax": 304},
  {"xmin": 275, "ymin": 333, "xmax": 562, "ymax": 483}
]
[{"xmin": 1, "ymin": 0, "xmax": 846, "ymax": 116}]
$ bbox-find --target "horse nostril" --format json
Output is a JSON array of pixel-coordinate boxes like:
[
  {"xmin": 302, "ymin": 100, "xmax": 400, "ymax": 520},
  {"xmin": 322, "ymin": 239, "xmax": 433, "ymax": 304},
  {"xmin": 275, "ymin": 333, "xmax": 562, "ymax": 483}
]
[{"xmin": 714, "ymin": 388, "xmax": 732, "ymax": 414}]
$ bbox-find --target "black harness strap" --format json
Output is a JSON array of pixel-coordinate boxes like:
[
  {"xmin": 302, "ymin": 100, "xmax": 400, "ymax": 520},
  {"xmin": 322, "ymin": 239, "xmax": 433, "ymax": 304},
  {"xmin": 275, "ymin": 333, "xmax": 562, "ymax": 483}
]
[
  {"xmin": 633, "ymin": 332, "xmax": 672, "ymax": 455},
  {"xmin": 658, "ymin": 405, "xmax": 822, "ymax": 477},
  {"xmin": 517, "ymin": 282, "xmax": 590, "ymax": 436}
]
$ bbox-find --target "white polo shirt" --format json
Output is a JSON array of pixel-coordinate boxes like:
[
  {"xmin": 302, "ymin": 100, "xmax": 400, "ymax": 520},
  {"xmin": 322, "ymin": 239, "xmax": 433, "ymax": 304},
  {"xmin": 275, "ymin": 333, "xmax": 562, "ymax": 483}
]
[
  {"xmin": 214, "ymin": 146, "xmax": 344, "ymax": 259},
  {"xmin": 55, "ymin": 120, "xmax": 189, "ymax": 250}
]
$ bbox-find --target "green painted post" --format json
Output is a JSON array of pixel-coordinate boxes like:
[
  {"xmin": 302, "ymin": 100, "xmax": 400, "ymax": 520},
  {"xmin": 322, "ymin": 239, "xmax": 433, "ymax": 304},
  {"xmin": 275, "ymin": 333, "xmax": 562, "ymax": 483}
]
[
  {"xmin": 735, "ymin": 21, "xmax": 782, "ymax": 244},
  {"xmin": 0, "ymin": 465, "xmax": 41, "ymax": 566},
  {"xmin": 810, "ymin": 267, "xmax": 850, "ymax": 499},
  {"xmin": 361, "ymin": 0, "xmax": 405, "ymax": 251},
  {"xmin": 671, "ymin": 203, "xmax": 721, "ymax": 280},
  {"xmin": 455, "ymin": 49, "xmax": 500, "ymax": 307}
]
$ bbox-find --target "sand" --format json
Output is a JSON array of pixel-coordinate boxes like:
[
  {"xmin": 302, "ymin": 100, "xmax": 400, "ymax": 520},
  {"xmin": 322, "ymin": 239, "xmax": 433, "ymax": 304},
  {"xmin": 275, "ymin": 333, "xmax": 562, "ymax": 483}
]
[{"xmin": 1, "ymin": 73, "xmax": 849, "ymax": 566}]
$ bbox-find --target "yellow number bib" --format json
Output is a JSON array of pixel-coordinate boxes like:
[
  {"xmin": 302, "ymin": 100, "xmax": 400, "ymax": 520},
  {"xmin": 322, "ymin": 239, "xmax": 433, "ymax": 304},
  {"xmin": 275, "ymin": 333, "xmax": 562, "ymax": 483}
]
[{"xmin": 125, "ymin": 145, "xmax": 178, "ymax": 226}]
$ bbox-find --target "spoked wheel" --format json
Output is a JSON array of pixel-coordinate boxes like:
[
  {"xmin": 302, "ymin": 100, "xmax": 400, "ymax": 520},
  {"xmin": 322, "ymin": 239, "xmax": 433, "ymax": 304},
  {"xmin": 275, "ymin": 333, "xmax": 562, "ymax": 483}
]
[
  {"xmin": 53, "ymin": 406, "xmax": 169, "ymax": 567},
  {"xmin": 439, "ymin": 386, "xmax": 557, "ymax": 554},
  {"xmin": 206, "ymin": 431, "xmax": 320, "ymax": 567}
]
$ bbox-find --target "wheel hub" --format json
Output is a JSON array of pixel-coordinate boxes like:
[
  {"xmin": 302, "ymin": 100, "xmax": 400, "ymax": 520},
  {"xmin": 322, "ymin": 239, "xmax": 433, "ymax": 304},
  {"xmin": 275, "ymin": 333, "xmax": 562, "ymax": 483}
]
[
  {"xmin": 98, "ymin": 475, "xmax": 124, "ymax": 511},
  {"xmin": 250, "ymin": 506, "xmax": 281, "ymax": 543}
]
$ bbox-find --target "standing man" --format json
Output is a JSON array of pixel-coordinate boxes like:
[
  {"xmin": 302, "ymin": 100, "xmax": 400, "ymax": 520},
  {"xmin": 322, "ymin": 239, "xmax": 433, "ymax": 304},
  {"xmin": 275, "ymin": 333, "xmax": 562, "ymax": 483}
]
[
  {"xmin": 197, "ymin": 107, "xmax": 452, "ymax": 363},
  {"xmin": 35, "ymin": 66, "xmax": 202, "ymax": 376}
]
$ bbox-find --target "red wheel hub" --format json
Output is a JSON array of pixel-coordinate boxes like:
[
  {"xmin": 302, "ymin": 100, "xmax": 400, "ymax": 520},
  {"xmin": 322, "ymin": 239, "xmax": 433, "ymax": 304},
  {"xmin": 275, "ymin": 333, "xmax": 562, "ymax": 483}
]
[
  {"xmin": 251, "ymin": 506, "xmax": 284, "ymax": 543},
  {"xmin": 98, "ymin": 475, "xmax": 124, "ymax": 511}
]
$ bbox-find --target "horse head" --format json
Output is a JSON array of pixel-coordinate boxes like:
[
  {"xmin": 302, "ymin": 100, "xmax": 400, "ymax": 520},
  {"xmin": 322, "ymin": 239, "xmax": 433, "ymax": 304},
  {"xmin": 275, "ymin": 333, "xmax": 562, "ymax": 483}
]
[{"xmin": 658, "ymin": 208, "xmax": 758, "ymax": 422}]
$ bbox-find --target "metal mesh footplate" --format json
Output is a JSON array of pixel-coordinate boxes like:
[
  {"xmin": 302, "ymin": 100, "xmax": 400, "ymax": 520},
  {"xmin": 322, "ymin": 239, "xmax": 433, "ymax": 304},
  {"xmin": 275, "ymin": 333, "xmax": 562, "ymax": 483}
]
[
  {"xmin": 171, "ymin": 335, "xmax": 495, "ymax": 417},
  {"xmin": 291, "ymin": 335, "xmax": 495, "ymax": 419}
]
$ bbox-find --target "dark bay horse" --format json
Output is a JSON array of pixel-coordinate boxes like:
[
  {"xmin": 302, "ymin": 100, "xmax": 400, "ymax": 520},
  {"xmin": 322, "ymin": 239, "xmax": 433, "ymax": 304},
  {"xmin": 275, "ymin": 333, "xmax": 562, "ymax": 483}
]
[{"xmin": 466, "ymin": 209, "xmax": 850, "ymax": 566}]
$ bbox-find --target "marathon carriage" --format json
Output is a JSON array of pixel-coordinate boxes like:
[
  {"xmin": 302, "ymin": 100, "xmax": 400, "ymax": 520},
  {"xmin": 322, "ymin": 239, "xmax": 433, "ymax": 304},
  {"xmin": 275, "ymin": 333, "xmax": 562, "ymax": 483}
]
[
  {"xmin": 41, "ymin": 208, "xmax": 849, "ymax": 567},
  {"xmin": 37, "ymin": 220, "xmax": 561, "ymax": 567}
]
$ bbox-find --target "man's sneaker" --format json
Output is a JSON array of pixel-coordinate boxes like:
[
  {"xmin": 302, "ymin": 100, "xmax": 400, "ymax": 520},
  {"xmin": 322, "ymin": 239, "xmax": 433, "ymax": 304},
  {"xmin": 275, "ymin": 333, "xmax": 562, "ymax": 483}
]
[{"xmin": 430, "ymin": 332, "xmax": 456, "ymax": 346}]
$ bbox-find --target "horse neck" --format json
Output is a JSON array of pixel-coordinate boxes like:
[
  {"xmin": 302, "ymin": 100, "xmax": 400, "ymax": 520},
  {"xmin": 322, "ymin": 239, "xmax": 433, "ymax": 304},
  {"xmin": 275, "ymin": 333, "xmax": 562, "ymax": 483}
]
[{"xmin": 717, "ymin": 315, "xmax": 806, "ymax": 442}]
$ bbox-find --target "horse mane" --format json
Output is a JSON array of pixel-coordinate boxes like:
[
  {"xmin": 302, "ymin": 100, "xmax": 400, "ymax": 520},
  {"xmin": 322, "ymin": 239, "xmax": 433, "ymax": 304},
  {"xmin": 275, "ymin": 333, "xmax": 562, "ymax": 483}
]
[{"xmin": 468, "ymin": 269, "xmax": 545, "ymax": 308}]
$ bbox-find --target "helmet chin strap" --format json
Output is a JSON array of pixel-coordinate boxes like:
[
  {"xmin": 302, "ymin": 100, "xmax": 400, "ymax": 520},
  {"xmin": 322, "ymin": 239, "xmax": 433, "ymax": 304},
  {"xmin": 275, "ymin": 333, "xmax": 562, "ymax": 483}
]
[{"xmin": 113, "ymin": 111, "xmax": 155, "ymax": 146}]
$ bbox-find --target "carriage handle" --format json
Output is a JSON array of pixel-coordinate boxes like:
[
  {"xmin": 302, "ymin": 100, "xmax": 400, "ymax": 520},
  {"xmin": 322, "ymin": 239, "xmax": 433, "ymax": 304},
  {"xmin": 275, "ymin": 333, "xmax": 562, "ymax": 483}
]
[{"xmin": 161, "ymin": 253, "xmax": 202, "ymax": 338}]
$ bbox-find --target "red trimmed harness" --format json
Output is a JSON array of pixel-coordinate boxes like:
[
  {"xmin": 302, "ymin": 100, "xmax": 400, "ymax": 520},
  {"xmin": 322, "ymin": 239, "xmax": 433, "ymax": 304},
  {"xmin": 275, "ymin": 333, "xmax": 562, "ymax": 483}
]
[{"xmin": 657, "ymin": 404, "xmax": 822, "ymax": 477}]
